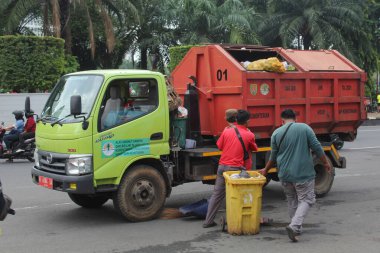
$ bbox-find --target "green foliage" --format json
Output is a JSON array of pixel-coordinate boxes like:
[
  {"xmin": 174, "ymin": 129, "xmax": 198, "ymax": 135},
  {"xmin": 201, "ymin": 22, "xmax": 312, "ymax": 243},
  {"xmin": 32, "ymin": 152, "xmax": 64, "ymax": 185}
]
[
  {"xmin": 0, "ymin": 0, "xmax": 378, "ymax": 81},
  {"xmin": 168, "ymin": 45, "xmax": 197, "ymax": 72},
  {"xmin": 63, "ymin": 54, "xmax": 80, "ymax": 74},
  {"xmin": 0, "ymin": 36, "xmax": 66, "ymax": 92}
]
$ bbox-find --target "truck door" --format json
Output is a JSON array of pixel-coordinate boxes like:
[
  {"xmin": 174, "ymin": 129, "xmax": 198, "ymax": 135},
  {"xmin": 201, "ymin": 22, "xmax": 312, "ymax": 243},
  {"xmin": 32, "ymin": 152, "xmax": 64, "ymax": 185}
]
[{"xmin": 92, "ymin": 77, "xmax": 168, "ymax": 185}]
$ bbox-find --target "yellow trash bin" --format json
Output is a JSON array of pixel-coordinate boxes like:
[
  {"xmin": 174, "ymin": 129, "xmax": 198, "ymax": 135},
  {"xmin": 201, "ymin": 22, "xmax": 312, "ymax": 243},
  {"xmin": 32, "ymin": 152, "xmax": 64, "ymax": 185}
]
[{"xmin": 223, "ymin": 171, "xmax": 267, "ymax": 235}]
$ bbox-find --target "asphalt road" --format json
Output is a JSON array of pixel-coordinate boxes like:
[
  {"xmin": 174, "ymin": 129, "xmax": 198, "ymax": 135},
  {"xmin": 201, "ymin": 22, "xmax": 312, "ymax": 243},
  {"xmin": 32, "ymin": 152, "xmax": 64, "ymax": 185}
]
[{"xmin": 1, "ymin": 126, "xmax": 380, "ymax": 253}]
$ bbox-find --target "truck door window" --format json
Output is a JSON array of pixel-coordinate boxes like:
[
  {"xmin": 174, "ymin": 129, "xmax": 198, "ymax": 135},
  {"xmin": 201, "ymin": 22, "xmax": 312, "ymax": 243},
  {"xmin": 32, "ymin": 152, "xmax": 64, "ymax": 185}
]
[{"xmin": 99, "ymin": 79, "xmax": 158, "ymax": 131}]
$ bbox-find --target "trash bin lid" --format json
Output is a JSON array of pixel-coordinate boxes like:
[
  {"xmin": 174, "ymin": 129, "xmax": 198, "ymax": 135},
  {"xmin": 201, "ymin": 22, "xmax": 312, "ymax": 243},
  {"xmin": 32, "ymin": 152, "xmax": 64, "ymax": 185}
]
[{"xmin": 279, "ymin": 49, "xmax": 361, "ymax": 72}]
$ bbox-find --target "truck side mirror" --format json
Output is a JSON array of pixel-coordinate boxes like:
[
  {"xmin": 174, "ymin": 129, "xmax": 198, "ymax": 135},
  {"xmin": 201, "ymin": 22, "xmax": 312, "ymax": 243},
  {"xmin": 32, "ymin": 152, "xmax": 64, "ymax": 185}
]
[
  {"xmin": 70, "ymin": 95, "xmax": 82, "ymax": 116},
  {"xmin": 25, "ymin": 96, "xmax": 31, "ymax": 113}
]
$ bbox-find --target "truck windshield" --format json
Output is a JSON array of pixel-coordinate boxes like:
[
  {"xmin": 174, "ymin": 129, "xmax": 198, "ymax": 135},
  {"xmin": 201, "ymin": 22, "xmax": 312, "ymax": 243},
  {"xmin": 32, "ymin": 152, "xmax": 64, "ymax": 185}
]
[{"xmin": 41, "ymin": 75, "xmax": 103, "ymax": 123}]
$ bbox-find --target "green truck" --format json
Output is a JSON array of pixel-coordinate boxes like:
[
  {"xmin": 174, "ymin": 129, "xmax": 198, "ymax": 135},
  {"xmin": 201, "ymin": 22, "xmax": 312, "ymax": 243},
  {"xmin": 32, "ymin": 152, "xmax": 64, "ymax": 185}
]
[{"xmin": 31, "ymin": 69, "xmax": 348, "ymax": 221}]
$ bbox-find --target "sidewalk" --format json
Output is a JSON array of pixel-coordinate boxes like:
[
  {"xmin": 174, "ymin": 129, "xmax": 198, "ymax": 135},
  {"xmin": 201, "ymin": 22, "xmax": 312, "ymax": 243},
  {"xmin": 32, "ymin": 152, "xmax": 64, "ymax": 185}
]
[
  {"xmin": 363, "ymin": 112, "xmax": 380, "ymax": 126},
  {"xmin": 367, "ymin": 112, "xmax": 380, "ymax": 120}
]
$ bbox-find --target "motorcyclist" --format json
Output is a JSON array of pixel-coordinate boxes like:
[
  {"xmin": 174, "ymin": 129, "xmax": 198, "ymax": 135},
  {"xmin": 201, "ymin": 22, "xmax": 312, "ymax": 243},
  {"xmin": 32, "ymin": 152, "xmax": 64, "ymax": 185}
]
[
  {"xmin": 2, "ymin": 111, "xmax": 24, "ymax": 154},
  {"xmin": 15, "ymin": 110, "xmax": 36, "ymax": 153}
]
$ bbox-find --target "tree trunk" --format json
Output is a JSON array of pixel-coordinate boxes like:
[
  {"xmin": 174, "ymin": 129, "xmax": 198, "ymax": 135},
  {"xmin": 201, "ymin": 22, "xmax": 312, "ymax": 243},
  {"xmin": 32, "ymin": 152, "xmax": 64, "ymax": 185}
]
[
  {"xmin": 303, "ymin": 34, "xmax": 312, "ymax": 50},
  {"xmin": 297, "ymin": 35, "xmax": 301, "ymax": 50},
  {"xmin": 140, "ymin": 46, "xmax": 148, "ymax": 70},
  {"xmin": 43, "ymin": 2, "xmax": 50, "ymax": 36},
  {"xmin": 59, "ymin": 0, "xmax": 72, "ymax": 54}
]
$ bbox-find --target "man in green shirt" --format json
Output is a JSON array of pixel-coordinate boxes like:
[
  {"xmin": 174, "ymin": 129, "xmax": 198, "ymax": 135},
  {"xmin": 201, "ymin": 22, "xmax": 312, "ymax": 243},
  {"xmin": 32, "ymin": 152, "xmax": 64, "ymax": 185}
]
[{"xmin": 260, "ymin": 109, "xmax": 331, "ymax": 242}]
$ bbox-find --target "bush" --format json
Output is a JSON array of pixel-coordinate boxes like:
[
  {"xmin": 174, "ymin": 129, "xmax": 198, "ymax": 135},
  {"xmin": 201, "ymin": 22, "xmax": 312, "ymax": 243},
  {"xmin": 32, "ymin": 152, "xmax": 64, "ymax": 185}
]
[
  {"xmin": 168, "ymin": 45, "xmax": 198, "ymax": 72},
  {"xmin": 64, "ymin": 54, "xmax": 80, "ymax": 75},
  {"xmin": 0, "ymin": 35, "xmax": 78, "ymax": 92}
]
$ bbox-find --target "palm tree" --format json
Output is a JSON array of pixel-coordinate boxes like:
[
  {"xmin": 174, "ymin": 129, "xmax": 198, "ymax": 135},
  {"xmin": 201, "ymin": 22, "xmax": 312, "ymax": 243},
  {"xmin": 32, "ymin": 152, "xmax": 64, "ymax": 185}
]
[
  {"xmin": 259, "ymin": 0, "xmax": 365, "ymax": 58},
  {"xmin": 211, "ymin": 0, "xmax": 261, "ymax": 44},
  {"xmin": 175, "ymin": 0, "xmax": 260, "ymax": 45},
  {"xmin": 2, "ymin": 0, "xmax": 136, "ymax": 57},
  {"xmin": 125, "ymin": 0, "xmax": 178, "ymax": 70}
]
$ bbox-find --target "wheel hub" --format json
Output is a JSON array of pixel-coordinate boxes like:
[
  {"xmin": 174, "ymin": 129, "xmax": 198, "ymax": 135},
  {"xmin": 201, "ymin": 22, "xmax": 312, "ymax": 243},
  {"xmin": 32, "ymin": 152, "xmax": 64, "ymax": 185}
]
[{"xmin": 131, "ymin": 180, "xmax": 155, "ymax": 207}]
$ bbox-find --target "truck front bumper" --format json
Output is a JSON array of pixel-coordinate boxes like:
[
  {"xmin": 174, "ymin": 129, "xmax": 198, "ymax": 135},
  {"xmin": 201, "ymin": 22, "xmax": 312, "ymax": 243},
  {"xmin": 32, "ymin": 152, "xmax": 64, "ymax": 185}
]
[{"xmin": 31, "ymin": 166, "xmax": 95, "ymax": 194}]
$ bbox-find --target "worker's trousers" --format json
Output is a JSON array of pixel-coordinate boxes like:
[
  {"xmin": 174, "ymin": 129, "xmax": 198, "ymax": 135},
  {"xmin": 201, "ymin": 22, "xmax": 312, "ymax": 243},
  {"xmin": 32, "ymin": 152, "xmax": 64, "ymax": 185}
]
[
  {"xmin": 204, "ymin": 165, "xmax": 241, "ymax": 225},
  {"xmin": 281, "ymin": 179, "xmax": 316, "ymax": 234}
]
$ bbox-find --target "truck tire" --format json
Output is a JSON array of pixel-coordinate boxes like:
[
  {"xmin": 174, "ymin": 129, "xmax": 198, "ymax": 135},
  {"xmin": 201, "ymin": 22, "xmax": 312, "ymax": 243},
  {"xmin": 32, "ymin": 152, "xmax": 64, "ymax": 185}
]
[
  {"xmin": 314, "ymin": 157, "xmax": 335, "ymax": 198},
  {"xmin": 114, "ymin": 165, "xmax": 166, "ymax": 222},
  {"xmin": 68, "ymin": 193, "xmax": 109, "ymax": 208}
]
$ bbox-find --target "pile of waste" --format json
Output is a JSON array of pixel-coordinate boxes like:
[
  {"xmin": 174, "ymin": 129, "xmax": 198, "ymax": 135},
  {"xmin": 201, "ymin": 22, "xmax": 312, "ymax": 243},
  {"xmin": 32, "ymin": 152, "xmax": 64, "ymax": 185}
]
[
  {"xmin": 230, "ymin": 170, "xmax": 264, "ymax": 179},
  {"xmin": 165, "ymin": 77, "xmax": 182, "ymax": 111},
  {"xmin": 241, "ymin": 57, "xmax": 296, "ymax": 73}
]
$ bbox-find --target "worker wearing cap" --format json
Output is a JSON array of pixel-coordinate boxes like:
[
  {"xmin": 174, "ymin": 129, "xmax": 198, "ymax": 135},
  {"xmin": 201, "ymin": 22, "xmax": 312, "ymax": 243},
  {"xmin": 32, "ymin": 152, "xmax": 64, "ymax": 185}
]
[
  {"xmin": 15, "ymin": 110, "xmax": 36, "ymax": 153},
  {"xmin": 203, "ymin": 109, "xmax": 258, "ymax": 228}
]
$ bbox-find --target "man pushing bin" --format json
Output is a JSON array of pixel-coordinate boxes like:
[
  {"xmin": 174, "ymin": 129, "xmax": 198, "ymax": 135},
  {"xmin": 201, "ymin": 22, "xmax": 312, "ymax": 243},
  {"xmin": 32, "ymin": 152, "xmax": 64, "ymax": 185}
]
[{"xmin": 260, "ymin": 109, "xmax": 332, "ymax": 242}]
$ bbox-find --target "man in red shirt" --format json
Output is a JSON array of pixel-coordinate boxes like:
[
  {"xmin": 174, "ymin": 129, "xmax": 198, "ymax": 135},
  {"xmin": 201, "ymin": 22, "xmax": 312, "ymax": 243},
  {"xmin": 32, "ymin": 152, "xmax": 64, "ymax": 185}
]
[
  {"xmin": 15, "ymin": 111, "xmax": 36, "ymax": 152},
  {"xmin": 203, "ymin": 109, "xmax": 258, "ymax": 228}
]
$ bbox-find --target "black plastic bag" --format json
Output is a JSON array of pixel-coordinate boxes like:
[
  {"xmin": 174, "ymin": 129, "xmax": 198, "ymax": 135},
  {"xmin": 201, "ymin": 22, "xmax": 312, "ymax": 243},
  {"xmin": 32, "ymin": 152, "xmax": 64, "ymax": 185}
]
[{"xmin": 0, "ymin": 180, "xmax": 15, "ymax": 221}]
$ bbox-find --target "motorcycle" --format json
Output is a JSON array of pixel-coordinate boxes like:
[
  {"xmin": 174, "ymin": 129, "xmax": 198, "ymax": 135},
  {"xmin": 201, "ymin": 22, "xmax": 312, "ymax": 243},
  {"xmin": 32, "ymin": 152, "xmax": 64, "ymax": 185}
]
[{"xmin": 0, "ymin": 121, "xmax": 36, "ymax": 162}]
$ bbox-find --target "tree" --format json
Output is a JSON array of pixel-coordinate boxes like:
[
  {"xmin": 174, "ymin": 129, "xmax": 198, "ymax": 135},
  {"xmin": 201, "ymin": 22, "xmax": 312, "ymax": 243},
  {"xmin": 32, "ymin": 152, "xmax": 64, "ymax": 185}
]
[
  {"xmin": 175, "ymin": 0, "xmax": 260, "ymax": 45},
  {"xmin": 356, "ymin": 0, "xmax": 380, "ymax": 96},
  {"xmin": 211, "ymin": 0, "xmax": 261, "ymax": 44},
  {"xmin": 258, "ymin": 0, "xmax": 364, "ymax": 59},
  {"xmin": 126, "ymin": 0, "xmax": 178, "ymax": 70},
  {"xmin": 1, "ymin": 0, "xmax": 133, "ymax": 57}
]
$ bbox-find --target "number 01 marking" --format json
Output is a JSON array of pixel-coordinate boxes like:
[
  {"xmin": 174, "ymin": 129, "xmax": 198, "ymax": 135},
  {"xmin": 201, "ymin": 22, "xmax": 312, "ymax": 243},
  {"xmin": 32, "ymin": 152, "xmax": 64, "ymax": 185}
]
[{"xmin": 217, "ymin": 69, "xmax": 228, "ymax": 81}]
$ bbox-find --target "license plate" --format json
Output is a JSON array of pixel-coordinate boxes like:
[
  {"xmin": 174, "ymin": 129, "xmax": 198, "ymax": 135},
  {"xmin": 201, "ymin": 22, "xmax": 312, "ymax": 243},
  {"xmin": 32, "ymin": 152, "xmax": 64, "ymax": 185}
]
[{"xmin": 38, "ymin": 176, "xmax": 53, "ymax": 189}]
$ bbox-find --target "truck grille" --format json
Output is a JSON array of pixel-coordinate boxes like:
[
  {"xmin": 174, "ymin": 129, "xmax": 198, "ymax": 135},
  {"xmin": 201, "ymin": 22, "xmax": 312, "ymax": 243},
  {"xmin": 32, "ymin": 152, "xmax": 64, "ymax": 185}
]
[{"xmin": 37, "ymin": 151, "xmax": 69, "ymax": 175}]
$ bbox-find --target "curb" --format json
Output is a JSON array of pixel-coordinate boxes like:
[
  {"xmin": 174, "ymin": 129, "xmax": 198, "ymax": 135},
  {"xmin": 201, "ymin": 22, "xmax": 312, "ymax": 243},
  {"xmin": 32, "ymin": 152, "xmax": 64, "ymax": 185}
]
[{"xmin": 362, "ymin": 119, "xmax": 380, "ymax": 126}]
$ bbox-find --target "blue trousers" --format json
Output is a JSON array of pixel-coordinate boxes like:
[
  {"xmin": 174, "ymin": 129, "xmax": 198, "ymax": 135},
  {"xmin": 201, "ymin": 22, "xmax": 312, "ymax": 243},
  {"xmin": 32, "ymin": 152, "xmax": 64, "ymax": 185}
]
[{"xmin": 4, "ymin": 133, "xmax": 20, "ymax": 150}]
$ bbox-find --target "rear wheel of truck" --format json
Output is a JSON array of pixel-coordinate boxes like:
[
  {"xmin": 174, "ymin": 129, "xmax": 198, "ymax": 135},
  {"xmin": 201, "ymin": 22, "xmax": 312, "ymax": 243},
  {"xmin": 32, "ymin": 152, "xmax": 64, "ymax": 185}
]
[
  {"xmin": 68, "ymin": 193, "xmax": 109, "ymax": 208},
  {"xmin": 314, "ymin": 156, "xmax": 335, "ymax": 198},
  {"xmin": 114, "ymin": 165, "xmax": 166, "ymax": 222}
]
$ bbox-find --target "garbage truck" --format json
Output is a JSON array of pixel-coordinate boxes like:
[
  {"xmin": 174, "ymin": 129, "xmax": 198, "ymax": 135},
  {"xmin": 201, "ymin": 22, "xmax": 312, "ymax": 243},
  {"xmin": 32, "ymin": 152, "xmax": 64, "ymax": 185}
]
[{"xmin": 31, "ymin": 44, "xmax": 366, "ymax": 221}]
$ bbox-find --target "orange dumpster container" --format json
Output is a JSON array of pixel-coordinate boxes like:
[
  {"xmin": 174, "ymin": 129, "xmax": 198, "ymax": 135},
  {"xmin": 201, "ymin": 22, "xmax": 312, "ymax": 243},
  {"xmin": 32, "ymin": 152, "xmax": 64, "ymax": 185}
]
[
  {"xmin": 223, "ymin": 171, "xmax": 267, "ymax": 235},
  {"xmin": 172, "ymin": 44, "xmax": 367, "ymax": 142}
]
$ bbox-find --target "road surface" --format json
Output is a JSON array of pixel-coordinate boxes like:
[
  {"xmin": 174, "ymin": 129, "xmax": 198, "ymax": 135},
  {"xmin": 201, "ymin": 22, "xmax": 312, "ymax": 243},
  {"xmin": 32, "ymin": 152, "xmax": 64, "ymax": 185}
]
[{"xmin": 0, "ymin": 126, "xmax": 380, "ymax": 253}]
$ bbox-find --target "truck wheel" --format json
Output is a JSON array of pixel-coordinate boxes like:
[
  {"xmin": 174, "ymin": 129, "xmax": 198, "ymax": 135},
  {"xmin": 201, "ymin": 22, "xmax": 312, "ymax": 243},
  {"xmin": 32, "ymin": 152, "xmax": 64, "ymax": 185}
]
[
  {"xmin": 314, "ymin": 157, "xmax": 335, "ymax": 198},
  {"xmin": 68, "ymin": 193, "xmax": 109, "ymax": 208},
  {"xmin": 114, "ymin": 165, "xmax": 166, "ymax": 222}
]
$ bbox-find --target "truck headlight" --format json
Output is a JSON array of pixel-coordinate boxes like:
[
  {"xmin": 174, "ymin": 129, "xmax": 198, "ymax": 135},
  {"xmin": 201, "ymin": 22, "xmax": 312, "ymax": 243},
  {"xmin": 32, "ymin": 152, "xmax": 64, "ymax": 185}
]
[
  {"xmin": 34, "ymin": 149, "xmax": 40, "ymax": 167},
  {"xmin": 66, "ymin": 156, "xmax": 92, "ymax": 175}
]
